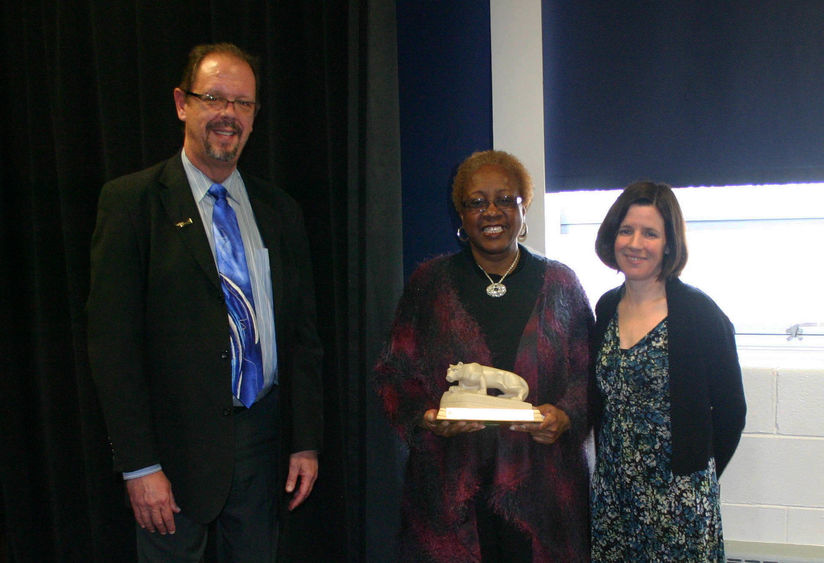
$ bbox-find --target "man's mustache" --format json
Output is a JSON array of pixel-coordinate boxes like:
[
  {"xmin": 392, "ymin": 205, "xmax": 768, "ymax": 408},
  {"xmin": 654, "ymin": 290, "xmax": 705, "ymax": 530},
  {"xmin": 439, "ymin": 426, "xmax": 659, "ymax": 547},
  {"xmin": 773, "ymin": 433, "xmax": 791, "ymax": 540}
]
[{"xmin": 207, "ymin": 118, "xmax": 242, "ymax": 135}]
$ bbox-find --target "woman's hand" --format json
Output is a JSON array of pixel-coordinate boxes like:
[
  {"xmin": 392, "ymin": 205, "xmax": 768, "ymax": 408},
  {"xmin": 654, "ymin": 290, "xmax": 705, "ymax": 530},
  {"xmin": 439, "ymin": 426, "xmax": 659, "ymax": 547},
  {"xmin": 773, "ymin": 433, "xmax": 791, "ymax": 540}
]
[
  {"xmin": 421, "ymin": 409, "xmax": 485, "ymax": 437},
  {"xmin": 509, "ymin": 403, "xmax": 570, "ymax": 444}
]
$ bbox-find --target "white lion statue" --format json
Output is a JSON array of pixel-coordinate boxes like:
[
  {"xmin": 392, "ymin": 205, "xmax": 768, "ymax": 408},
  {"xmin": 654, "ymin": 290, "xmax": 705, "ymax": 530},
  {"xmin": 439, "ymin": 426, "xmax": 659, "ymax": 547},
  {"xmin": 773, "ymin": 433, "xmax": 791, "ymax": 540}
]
[{"xmin": 445, "ymin": 362, "xmax": 529, "ymax": 402}]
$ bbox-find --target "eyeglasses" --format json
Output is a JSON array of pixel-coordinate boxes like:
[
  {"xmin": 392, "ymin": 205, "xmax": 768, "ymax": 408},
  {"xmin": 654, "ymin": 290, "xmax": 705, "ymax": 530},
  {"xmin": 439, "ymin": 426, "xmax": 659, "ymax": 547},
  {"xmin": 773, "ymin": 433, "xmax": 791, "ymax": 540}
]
[
  {"xmin": 461, "ymin": 195, "xmax": 523, "ymax": 213},
  {"xmin": 185, "ymin": 91, "xmax": 260, "ymax": 115}
]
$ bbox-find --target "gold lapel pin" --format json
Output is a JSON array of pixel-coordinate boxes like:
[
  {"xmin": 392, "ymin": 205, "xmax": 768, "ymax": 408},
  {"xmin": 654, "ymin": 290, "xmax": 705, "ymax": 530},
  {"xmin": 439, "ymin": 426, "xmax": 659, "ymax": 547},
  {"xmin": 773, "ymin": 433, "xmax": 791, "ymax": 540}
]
[{"xmin": 175, "ymin": 218, "xmax": 194, "ymax": 228}]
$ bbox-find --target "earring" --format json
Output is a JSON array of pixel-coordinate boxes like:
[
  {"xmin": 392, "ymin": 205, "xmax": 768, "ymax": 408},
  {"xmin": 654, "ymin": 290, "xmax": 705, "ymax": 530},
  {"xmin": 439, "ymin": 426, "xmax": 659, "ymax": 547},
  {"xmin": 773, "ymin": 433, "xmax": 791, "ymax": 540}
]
[
  {"xmin": 456, "ymin": 226, "xmax": 469, "ymax": 242},
  {"xmin": 518, "ymin": 222, "xmax": 528, "ymax": 240}
]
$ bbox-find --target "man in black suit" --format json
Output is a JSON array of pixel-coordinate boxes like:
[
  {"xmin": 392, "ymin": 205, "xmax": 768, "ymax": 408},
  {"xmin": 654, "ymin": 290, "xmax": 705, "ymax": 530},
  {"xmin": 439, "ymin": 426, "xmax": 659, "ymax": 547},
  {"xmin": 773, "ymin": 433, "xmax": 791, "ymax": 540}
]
[{"xmin": 87, "ymin": 43, "xmax": 323, "ymax": 561}]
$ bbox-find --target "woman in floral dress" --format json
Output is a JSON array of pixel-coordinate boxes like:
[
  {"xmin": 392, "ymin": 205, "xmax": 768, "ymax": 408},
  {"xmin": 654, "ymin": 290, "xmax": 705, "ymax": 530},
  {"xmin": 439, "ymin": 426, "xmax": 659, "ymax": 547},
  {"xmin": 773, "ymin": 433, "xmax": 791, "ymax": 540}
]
[{"xmin": 589, "ymin": 181, "xmax": 746, "ymax": 562}]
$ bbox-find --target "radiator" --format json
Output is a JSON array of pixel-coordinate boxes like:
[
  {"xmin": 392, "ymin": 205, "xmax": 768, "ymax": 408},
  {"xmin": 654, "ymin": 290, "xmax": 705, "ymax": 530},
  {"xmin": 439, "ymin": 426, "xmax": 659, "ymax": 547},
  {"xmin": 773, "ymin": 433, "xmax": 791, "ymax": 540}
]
[{"xmin": 726, "ymin": 540, "xmax": 824, "ymax": 563}]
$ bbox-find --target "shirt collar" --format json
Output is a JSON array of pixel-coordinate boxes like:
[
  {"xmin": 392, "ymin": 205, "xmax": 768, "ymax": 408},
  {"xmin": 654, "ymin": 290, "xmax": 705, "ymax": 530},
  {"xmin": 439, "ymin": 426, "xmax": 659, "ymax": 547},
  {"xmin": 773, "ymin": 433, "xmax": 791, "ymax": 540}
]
[{"xmin": 180, "ymin": 149, "xmax": 242, "ymax": 203}]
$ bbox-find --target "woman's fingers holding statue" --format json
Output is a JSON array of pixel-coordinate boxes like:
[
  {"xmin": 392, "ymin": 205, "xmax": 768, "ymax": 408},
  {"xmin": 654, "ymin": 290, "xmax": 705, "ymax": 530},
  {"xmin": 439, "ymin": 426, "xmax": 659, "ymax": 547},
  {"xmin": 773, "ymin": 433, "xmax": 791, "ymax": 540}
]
[
  {"xmin": 510, "ymin": 403, "xmax": 570, "ymax": 444},
  {"xmin": 422, "ymin": 408, "xmax": 485, "ymax": 436}
]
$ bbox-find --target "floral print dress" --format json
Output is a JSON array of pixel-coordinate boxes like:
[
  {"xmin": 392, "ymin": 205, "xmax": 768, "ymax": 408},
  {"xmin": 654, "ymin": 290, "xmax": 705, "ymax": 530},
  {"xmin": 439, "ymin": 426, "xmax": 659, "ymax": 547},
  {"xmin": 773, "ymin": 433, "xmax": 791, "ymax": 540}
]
[{"xmin": 591, "ymin": 316, "xmax": 724, "ymax": 562}]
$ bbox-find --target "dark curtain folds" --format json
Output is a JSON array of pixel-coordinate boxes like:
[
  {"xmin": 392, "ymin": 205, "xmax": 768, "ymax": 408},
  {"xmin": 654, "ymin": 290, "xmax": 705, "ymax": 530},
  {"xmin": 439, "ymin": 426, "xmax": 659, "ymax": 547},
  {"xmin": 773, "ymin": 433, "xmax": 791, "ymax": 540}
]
[{"xmin": 1, "ymin": 1, "xmax": 403, "ymax": 561}]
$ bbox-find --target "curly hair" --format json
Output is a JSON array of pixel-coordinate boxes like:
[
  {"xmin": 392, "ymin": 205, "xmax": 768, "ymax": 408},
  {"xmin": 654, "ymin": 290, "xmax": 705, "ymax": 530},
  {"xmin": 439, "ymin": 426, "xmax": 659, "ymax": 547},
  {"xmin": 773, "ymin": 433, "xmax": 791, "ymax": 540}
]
[{"xmin": 451, "ymin": 150, "xmax": 534, "ymax": 212}]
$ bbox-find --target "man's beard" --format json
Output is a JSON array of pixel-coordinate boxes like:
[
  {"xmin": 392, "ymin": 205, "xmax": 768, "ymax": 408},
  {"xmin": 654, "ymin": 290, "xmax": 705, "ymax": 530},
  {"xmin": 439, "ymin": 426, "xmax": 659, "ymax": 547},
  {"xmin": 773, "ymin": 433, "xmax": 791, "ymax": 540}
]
[
  {"xmin": 205, "ymin": 118, "xmax": 243, "ymax": 162},
  {"xmin": 205, "ymin": 140, "xmax": 240, "ymax": 162}
]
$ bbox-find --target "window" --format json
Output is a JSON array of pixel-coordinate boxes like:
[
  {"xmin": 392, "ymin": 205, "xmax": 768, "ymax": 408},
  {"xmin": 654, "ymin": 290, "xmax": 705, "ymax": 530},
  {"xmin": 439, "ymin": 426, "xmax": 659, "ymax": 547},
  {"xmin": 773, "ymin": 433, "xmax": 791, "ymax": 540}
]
[{"xmin": 545, "ymin": 183, "xmax": 824, "ymax": 351}]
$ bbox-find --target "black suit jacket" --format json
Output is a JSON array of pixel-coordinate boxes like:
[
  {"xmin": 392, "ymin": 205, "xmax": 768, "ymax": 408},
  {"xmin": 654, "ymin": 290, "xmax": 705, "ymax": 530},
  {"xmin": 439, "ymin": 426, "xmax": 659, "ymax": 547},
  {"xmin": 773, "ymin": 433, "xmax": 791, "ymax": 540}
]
[{"xmin": 87, "ymin": 153, "xmax": 323, "ymax": 522}]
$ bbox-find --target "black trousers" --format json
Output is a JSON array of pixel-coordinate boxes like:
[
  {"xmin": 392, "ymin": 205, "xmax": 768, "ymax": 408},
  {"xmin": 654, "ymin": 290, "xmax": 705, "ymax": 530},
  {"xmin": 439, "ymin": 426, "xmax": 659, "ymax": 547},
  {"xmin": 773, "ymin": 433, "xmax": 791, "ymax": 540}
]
[
  {"xmin": 136, "ymin": 387, "xmax": 280, "ymax": 563},
  {"xmin": 476, "ymin": 428, "xmax": 533, "ymax": 563}
]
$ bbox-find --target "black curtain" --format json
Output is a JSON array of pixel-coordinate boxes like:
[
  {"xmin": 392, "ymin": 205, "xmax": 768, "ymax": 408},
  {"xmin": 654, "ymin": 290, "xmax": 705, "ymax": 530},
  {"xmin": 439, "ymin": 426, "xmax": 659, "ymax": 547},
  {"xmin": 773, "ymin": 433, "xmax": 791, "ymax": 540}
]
[
  {"xmin": 543, "ymin": 0, "xmax": 824, "ymax": 191},
  {"xmin": 0, "ymin": 1, "xmax": 403, "ymax": 561}
]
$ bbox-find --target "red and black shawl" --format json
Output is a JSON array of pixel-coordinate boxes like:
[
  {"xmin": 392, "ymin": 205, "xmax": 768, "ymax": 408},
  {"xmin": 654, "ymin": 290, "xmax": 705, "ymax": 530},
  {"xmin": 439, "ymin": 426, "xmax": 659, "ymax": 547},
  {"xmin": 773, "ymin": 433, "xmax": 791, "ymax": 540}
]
[{"xmin": 375, "ymin": 250, "xmax": 593, "ymax": 562}]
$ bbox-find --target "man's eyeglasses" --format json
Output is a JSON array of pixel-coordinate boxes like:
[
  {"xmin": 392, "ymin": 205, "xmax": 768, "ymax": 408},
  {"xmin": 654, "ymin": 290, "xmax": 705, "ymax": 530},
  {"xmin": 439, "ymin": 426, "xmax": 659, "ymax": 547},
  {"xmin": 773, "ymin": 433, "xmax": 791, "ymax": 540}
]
[
  {"xmin": 185, "ymin": 91, "xmax": 260, "ymax": 115},
  {"xmin": 461, "ymin": 195, "xmax": 523, "ymax": 214}
]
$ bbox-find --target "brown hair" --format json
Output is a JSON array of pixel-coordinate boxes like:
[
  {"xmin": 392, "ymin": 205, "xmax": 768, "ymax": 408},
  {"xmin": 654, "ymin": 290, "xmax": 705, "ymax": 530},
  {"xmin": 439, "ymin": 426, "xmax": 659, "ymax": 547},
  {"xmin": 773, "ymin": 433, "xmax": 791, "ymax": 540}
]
[
  {"xmin": 178, "ymin": 42, "xmax": 261, "ymax": 100},
  {"xmin": 451, "ymin": 150, "xmax": 534, "ymax": 212},
  {"xmin": 595, "ymin": 181, "xmax": 688, "ymax": 280}
]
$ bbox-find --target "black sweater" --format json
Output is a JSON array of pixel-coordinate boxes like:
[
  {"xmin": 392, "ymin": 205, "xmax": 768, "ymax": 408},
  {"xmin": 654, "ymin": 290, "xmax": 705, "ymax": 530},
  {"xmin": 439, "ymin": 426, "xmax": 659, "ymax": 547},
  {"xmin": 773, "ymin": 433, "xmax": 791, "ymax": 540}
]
[{"xmin": 591, "ymin": 278, "xmax": 747, "ymax": 476}]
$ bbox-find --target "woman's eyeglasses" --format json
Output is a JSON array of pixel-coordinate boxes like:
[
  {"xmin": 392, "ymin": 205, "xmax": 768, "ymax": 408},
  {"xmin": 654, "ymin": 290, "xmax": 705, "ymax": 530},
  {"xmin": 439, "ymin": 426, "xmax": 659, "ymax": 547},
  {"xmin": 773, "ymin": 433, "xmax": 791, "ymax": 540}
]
[{"xmin": 461, "ymin": 195, "xmax": 522, "ymax": 214}]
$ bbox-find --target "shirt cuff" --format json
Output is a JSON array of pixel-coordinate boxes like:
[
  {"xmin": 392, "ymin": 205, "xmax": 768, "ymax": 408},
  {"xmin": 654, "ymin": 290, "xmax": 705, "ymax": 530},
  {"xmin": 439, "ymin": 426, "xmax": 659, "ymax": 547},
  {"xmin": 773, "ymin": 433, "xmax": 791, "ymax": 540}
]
[{"xmin": 123, "ymin": 464, "xmax": 162, "ymax": 480}]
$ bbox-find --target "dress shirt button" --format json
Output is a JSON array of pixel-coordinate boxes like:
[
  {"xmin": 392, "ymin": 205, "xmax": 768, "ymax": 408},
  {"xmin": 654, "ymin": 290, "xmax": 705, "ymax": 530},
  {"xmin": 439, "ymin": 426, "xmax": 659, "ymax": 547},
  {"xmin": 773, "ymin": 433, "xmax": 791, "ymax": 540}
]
[
  {"xmin": 222, "ymin": 408, "xmax": 232, "ymax": 417},
  {"xmin": 220, "ymin": 350, "xmax": 230, "ymax": 360}
]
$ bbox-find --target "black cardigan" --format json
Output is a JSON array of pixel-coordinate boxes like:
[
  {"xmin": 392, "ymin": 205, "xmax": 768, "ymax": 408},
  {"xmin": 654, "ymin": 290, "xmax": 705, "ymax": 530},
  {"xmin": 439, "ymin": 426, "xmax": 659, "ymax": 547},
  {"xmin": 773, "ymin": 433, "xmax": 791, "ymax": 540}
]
[{"xmin": 590, "ymin": 278, "xmax": 747, "ymax": 476}]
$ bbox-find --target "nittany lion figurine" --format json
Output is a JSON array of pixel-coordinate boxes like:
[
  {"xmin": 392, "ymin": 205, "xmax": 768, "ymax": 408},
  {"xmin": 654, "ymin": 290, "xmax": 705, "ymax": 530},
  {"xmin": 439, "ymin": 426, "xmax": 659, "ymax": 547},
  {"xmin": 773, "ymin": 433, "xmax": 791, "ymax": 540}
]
[
  {"xmin": 437, "ymin": 362, "xmax": 542, "ymax": 422},
  {"xmin": 445, "ymin": 362, "xmax": 529, "ymax": 400}
]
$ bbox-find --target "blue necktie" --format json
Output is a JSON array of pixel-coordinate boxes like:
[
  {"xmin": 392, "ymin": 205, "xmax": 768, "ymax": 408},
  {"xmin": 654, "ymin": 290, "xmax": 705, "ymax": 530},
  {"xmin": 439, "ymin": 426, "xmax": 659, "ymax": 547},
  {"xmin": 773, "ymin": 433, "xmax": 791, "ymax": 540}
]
[{"xmin": 208, "ymin": 184, "xmax": 264, "ymax": 407}]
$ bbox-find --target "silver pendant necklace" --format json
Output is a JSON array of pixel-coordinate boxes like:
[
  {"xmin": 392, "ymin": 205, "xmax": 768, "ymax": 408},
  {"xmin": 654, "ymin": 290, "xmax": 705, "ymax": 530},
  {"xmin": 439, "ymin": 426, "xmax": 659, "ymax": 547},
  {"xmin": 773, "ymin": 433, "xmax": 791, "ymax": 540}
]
[{"xmin": 477, "ymin": 248, "xmax": 520, "ymax": 298}]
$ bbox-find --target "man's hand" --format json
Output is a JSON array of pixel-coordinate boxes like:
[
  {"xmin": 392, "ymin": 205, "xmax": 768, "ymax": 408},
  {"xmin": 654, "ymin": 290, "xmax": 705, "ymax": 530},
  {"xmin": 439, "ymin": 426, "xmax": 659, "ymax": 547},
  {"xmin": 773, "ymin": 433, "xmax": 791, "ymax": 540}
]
[
  {"xmin": 125, "ymin": 471, "xmax": 181, "ymax": 534},
  {"xmin": 285, "ymin": 450, "xmax": 318, "ymax": 511},
  {"xmin": 509, "ymin": 403, "xmax": 570, "ymax": 444}
]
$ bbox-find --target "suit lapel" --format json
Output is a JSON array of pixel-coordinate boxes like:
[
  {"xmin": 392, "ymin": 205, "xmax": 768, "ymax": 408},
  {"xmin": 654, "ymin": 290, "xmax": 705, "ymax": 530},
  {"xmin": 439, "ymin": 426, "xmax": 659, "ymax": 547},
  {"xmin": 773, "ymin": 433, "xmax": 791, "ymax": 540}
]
[
  {"xmin": 246, "ymin": 179, "xmax": 285, "ymax": 326},
  {"xmin": 157, "ymin": 155, "xmax": 221, "ymax": 290}
]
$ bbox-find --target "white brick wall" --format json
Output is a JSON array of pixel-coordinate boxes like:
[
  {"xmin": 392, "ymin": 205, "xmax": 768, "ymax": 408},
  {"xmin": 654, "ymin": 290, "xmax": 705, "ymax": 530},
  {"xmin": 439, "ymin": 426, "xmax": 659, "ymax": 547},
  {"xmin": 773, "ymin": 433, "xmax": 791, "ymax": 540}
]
[{"xmin": 720, "ymin": 363, "xmax": 824, "ymax": 547}]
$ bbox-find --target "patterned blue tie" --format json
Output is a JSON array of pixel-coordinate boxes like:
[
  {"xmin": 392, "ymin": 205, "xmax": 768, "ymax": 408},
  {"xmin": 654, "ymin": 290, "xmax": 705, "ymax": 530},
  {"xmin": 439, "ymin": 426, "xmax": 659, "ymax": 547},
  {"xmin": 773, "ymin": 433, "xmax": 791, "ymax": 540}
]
[{"xmin": 208, "ymin": 184, "xmax": 263, "ymax": 407}]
